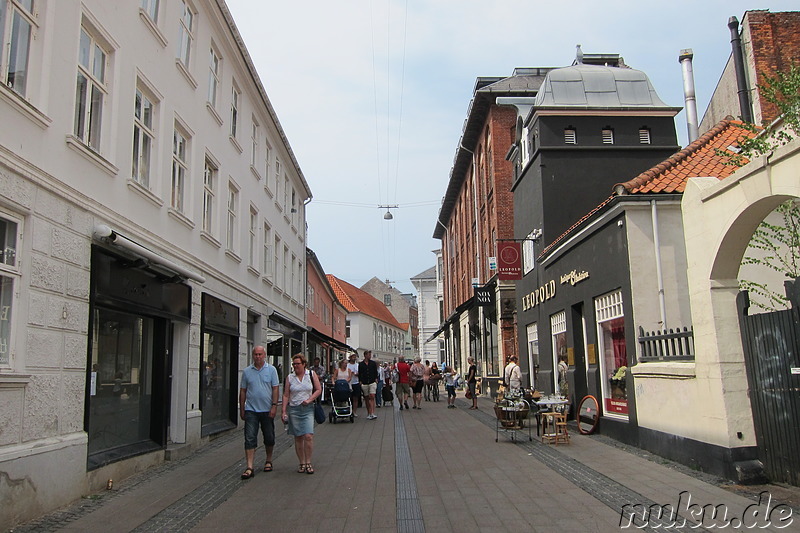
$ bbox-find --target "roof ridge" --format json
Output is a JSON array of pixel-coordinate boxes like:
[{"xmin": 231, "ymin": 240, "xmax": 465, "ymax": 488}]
[{"xmin": 614, "ymin": 116, "xmax": 736, "ymax": 193}]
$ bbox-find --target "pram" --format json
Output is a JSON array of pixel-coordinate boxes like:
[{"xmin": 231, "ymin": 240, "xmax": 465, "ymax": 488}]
[{"xmin": 328, "ymin": 379, "xmax": 354, "ymax": 423}]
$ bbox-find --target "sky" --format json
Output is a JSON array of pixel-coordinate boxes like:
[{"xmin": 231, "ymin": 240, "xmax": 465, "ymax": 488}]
[{"xmin": 225, "ymin": 1, "xmax": 798, "ymax": 296}]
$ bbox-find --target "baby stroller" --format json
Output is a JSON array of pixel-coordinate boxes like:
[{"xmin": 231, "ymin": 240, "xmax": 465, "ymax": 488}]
[{"xmin": 329, "ymin": 379, "xmax": 354, "ymax": 423}]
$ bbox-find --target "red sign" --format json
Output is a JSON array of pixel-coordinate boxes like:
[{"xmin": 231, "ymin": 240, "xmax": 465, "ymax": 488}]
[
  {"xmin": 497, "ymin": 241, "xmax": 522, "ymax": 280},
  {"xmin": 605, "ymin": 398, "xmax": 629, "ymax": 415}
]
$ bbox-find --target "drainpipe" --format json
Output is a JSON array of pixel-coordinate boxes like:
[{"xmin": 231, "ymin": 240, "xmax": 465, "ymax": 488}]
[
  {"xmin": 728, "ymin": 16, "xmax": 753, "ymax": 124},
  {"xmin": 679, "ymin": 49, "xmax": 700, "ymax": 143},
  {"xmin": 651, "ymin": 201, "xmax": 667, "ymax": 329}
]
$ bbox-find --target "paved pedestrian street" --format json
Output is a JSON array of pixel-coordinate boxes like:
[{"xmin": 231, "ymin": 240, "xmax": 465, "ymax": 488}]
[{"xmin": 10, "ymin": 395, "xmax": 800, "ymax": 533}]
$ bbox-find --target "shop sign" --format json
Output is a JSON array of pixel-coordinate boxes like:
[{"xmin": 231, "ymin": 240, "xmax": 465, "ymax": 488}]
[
  {"xmin": 605, "ymin": 397, "xmax": 629, "ymax": 415},
  {"xmin": 497, "ymin": 241, "xmax": 522, "ymax": 280},
  {"xmin": 560, "ymin": 269, "xmax": 590, "ymax": 286},
  {"xmin": 521, "ymin": 279, "xmax": 556, "ymax": 311},
  {"xmin": 474, "ymin": 286, "xmax": 494, "ymax": 307},
  {"xmin": 488, "ymin": 256, "xmax": 497, "ymax": 270}
]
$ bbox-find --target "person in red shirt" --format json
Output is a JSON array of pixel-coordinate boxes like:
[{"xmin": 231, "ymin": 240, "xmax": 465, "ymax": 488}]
[{"xmin": 395, "ymin": 356, "xmax": 411, "ymax": 410}]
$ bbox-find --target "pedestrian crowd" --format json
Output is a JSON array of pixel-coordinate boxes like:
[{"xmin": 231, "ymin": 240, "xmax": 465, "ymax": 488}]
[{"xmin": 238, "ymin": 347, "xmax": 473, "ymax": 478}]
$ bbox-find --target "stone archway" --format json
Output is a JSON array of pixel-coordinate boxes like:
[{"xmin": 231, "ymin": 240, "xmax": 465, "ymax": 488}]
[{"xmin": 682, "ymin": 139, "xmax": 800, "ymax": 454}]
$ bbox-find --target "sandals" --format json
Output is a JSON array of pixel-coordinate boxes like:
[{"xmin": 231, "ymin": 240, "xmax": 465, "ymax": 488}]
[
  {"xmin": 263, "ymin": 461, "xmax": 273, "ymax": 472},
  {"xmin": 297, "ymin": 463, "xmax": 307, "ymax": 473},
  {"xmin": 305, "ymin": 463, "xmax": 314, "ymax": 475},
  {"xmin": 241, "ymin": 467, "xmax": 254, "ymax": 480}
]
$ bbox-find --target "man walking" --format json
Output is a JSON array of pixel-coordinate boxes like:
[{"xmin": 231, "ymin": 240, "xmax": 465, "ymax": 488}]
[
  {"xmin": 239, "ymin": 346, "xmax": 280, "ymax": 479},
  {"xmin": 358, "ymin": 350, "xmax": 379, "ymax": 419},
  {"xmin": 395, "ymin": 355, "xmax": 411, "ymax": 410},
  {"xmin": 347, "ymin": 353, "xmax": 362, "ymax": 411}
]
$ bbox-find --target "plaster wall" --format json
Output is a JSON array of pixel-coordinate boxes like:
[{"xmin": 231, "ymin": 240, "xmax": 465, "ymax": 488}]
[{"xmin": 678, "ymin": 139, "xmax": 800, "ymax": 450}]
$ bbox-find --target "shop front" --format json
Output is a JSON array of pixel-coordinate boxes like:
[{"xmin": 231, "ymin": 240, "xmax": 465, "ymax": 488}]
[
  {"xmin": 266, "ymin": 312, "xmax": 305, "ymax": 382},
  {"xmin": 87, "ymin": 247, "xmax": 191, "ymax": 469},
  {"xmin": 200, "ymin": 294, "xmax": 239, "ymax": 436}
]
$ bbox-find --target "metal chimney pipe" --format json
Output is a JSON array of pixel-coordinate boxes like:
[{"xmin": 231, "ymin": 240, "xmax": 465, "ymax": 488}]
[
  {"xmin": 728, "ymin": 16, "xmax": 753, "ymax": 123},
  {"xmin": 679, "ymin": 49, "xmax": 700, "ymax": 143}
]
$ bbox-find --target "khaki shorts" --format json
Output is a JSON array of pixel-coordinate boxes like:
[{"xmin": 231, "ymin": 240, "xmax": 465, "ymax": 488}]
[
  {"xmin": 396, "ymin": 383, "xmax": 411, "ymax": 396},
  {"xmin": 363, "ymin": 382, "xmax": 377, "ymax": 396}
]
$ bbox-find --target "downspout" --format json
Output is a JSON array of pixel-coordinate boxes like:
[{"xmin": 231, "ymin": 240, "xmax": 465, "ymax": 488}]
[
  {"xmin": 651, "ymin": 201, "xmax": 668, "ymax": 329},
  {"xmin": 728, "ymin": 16, "xmax": 753, "ymax": 124}
]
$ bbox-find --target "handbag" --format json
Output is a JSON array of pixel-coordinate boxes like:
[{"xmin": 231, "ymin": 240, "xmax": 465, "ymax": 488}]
[
  {"xmin": 314, "ymin": 401, "xmax": 325, "ymax": 424},
  {"xmin": 465, "ymin": 389, "xmax": 473, "ymax": 400}
]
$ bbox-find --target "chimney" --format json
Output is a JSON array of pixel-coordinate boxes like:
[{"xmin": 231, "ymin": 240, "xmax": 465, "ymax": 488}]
[
  {"xmin": 679, "ymin": 49, "xmax": 700, "ymax": 143},
  {"xmin": 728, "ymin": 16, "xmax": 753, "ymax": 123}
]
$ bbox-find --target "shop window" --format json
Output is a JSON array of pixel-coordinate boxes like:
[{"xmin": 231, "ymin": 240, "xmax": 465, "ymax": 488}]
[
  {"xmin": 550, "ymin": 311, "xmax": 567, "ymax": 393},
  {"xmin": 200, "ymin": 294, "xmax": 238, "ymax": 434},
  {"xmin": 0, "ymin": 212, "xmax": 21, "ymax": 368},
  {"xmin": 87, "ymin": 308, "xmax": 156, "ymax": 458},
  {"xmin": 526, "ymin": 323, "xmax": 538, "ymax": 389},
  {"xmin": 595, "ymin": 290, "xmax": 628, "ymax": 417}
]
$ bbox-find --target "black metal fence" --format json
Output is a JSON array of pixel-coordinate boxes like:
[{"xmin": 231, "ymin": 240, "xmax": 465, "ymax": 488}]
[{"xmin": 637, "ymin": 326, "xmax": 695, "ymax": 362}]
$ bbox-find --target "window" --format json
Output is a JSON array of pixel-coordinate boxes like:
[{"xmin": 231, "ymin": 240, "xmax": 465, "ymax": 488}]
[
  {"xmin": 602, "ymin": 128, "xmax": 614, "ymax": 144},
  {"xmin": 141, "ymin": 0, "xmax": 159, "ymax": 22},
  {"xmin": 0, "ymin": 211, "xmax": 20, "ymax": 367},
  {"xmin": 262, "ymin": 222, "xmax": 272, "ymax": 278},
  {"xmin": 74, "ymin": 27, "xmax": 108, "ymax": 151},
  {"xmin": 290, "ymin": 253, "xmax": 296, "ymax": 299},
  {"xmin": 264, "ymin": 142, "xmax": 273, "ymax": 192},
  {"xmin": 564, "ymin": 128, "xmax": 576, "ymax": 145},
  {"xmin": 526, "ymin": 323, "xmax": 539, "ymax": 389},
  {"xmin": 595, "ymin": 290, "xmax": 628, "ymax": 417},
  {"xmin": 297, "ymin": 257, "xmax": 303, "ymax": 300},
  {"xmin": 207, "ymin": 47, "xmax": 220, "ymax": 107},
  {"xmin": 282, "ymin": 245, "xmax": 289, "ymax": 292},
  {"xmin": 273, "ymin": 235, "xmax": 281, "ymax": 288},
  {"xmin": 283, "ymin": 175, "xmax": 289, "ymax": 213},
  {"xmin": 550, "ymin": 311, "xmax": 567, "ymax": 393},
  {"xmin": 176, "ymin": 0, "xmax": 193, "ymax": 68},
  {"xmin": 226, "ymin": 182, "xmax": 238, "ymax": 252},
  {"xmin": 290, "ymin": 188, "xmax": 296, "ymax": 224},
  {"xmin": 132, "ymin": 87, "xmax": 155, "ymax": 187},
  {"xmin": 274, "ymin": 158, "xmax": 282, "ymax": 201},
  {"xmin": 639, "ymin": 128, "xmax": 651, "ymax": 144},
  {"xmin": 248, "ymin": 206, "xmax": 257, "ymax": 269},
  {"xmin": 202, "ymin": 157, "xmax": 216, "ymax": 234},
  {"xmin": 384, "ymin": 294, "xmax": 391, "ymax": 306},
  {"xmin": 171, "ymin": 127, "xmax": 188, "ymax": 212},
  {"xmin": 307, "ymin": 285, "xmax": 315, "ymax": 312},
  {"xmin": 250, "ymin": 117, "xmax": 259, "ymax": 169},
  {"xmin": 230, "ymin": 86, "xmax": 240, "ymax": 138},
  {"xmin": 345, "ymin": 319, "xmax": 350, "ymax": 338},
  {"xmin": 0, "ymin": 0, "xmax": 35, "ymax": 96}
]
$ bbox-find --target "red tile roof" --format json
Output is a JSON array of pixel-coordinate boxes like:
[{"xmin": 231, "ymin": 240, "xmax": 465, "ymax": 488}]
[
  {"xmin": 540, "ymin": 117, "xmax": 757, "ymax": 258},
  {"xmin": 327, "ymin": 275, "xmax": 404, "ymax": 329}
]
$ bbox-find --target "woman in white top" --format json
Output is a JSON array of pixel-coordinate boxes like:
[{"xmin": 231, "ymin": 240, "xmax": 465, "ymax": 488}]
[
  {"xmin": 333, "ymin": 359, "xmax": 352, "ymax": 386},
  {"xmin": 281, "ymin": 353, "xmax": 321, "ymax": 474}
]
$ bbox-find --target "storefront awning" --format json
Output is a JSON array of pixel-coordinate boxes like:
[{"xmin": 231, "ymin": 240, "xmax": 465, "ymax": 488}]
[
  {"xmin": 268, "ymin": 311, "xmax": 305, "ymax": 338},
  {"xmin": 308, "ymin": 327, "xmax": 356, "ymax": 354}
]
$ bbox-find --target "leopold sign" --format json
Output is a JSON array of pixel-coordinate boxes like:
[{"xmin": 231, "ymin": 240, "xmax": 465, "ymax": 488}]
[{"xmin": 497, "ymin": 241, "xmax": 522, "ymax": 280}]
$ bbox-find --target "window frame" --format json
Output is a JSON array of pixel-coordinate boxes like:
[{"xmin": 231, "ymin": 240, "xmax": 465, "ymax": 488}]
[
  {"xmin": 171, "ymin": 125, "xmax": 189, "ymax": 213},
  {"xmin": 140, "ymin": 0, "xmax": 159, "ymax": 23},
  {"xmin": 595, "ymin": 290, "xmax": 628, "ymax": 418},
  {"xmin": 0, "ymin": 209, "xmax": 22, "ymax": 369},
  {"xmin": 225, "ymin": 181, "xmax": 239, "ymax": 253},
  {"xmin": 248, "ymin": 205, "xmax": 257, "ymax": 270},
  {"xmin": 0, "ymin": 0, "xmax": 36, "ymax": 97},
  {"xmin": 564, "ymin": 128, "xmax": 576, "ymax": 145},
  {"xmin": 207, "ymin": 45, "xmax": 221, "ymax": 108},
  {"xmin": 132, "ymin": 85, "xmax": 156, "ymax": 188},
  {"xmin": 602, "ymin": 127, "xmax": 614, "ymax": 145},
  {"xmin": 176, "ymin": 0, "xmax": 194, "ymax": 69},
  {"xmin": 202, "ymin": 156, "xmax": 217, "ymax": 236},
  {"xmin": 74, "ymin": 25, "xmax": 109, "ymax": 152},
  {"xmin": 262, "ymin": 221, "xmax": 272, "ymax": 280},
  {"xmin": 230, "ymin": 84, "xmax": 240, "ymax": 139},
  {"xmin": 550, "ymin": 310, "xmax": 567, "ymax": 393}
]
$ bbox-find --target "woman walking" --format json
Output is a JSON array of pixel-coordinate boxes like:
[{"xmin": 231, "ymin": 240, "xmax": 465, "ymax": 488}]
[
  {"xmin": 282, "ymin": 354, "xmax": 321, "ymax": 474},
  {"xmin": 467, "ymin": 357, "xmax": 478, "ymax": 410},
  {"xmin": 410, "ymin": 357, "xmax": 426, "ymax": 409}
]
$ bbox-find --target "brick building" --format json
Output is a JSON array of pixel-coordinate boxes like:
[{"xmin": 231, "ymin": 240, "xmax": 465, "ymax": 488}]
[
  {"xmin": 432, "ymin": 67, "xmax": 553, "ymax": 393},
  {"xmin": 701, "ymin": 9, "xmax": 800, "ymax": 132},
  {"xmin": 306, "ymin": 249, "xmax": 350, "ymax": 376}
]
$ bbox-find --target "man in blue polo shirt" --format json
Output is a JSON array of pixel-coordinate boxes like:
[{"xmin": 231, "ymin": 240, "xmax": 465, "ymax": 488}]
[{"xmin": 239, "ymin": 345, "xmax": 280, "ymax": 479}]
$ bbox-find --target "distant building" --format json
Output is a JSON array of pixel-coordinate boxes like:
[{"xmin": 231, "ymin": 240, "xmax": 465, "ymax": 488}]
[
  {"xmin": 360, "ymin": 277, "xmax": 419, "ymax": 355},
  {"xmin": 411, "ymin": 254, "xmax": 444, "ymax": 363},
  {"xmin": 306, "ymin": 249, "xmax": 351, "ymax": 375},
  {"xmin": 328, "ymin": 275, "xmax": 405, "ymax": 363}
]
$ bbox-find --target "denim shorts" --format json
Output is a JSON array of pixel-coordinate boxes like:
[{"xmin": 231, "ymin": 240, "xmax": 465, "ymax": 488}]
[
  {"xmin": 244, "ymin": 410, "xmax": 275, "ymax": 450},
  {"xmin": 446, "ymin": 385, "xmax": 456, "ymax": 398}
]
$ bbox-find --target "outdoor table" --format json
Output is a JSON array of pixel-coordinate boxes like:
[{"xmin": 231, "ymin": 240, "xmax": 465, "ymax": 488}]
[{"xmin": 533, "ymin": 398, "xmax": 570, "ymax": 436}]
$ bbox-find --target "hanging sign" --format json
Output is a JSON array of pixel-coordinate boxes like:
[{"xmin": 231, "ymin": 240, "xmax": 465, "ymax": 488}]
[
  {"xmin": 497, "ymin": 242, "xmax": 522, "ymax": 280},
  {"xmin": 474, "ymin": 286, "xmax": 494, "ymax": 307}
]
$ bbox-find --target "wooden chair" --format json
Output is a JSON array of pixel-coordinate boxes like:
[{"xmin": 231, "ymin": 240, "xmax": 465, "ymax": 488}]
[{"xmin": 541, "ymin": 407, "xmax": 570, "ymax": 445}]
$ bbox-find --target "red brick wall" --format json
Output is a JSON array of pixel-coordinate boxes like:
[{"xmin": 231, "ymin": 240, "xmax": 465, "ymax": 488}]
[{"xmin": 745, "ymin": 10, "xmax": 800, "ymax": 124}]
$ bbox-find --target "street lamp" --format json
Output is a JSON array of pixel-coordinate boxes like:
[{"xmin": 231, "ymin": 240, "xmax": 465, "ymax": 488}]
[{"xmin": 379, "ymin": 204, "xmax": 398, "ymax": 220}]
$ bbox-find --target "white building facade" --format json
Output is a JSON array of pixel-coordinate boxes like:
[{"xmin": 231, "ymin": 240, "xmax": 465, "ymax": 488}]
[
  {"xmin": 0, "ymin": 0, "xmax": 310, "ymax": 526},
  {"xmin": 411, "ymin": 251, "xmax": 444, "ymax": 363}
]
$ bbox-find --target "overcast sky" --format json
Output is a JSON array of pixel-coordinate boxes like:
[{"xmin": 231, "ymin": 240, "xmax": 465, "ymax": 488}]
[{"xmin": 225, "ymin": 1, "xmax": 797, "ymax": 295}]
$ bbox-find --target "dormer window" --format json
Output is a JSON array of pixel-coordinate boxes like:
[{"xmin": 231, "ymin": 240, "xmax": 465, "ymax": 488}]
[
  {"xmin": 602, "ymin": 128, "xmax": 614, "ymax": 144},
  {"xmin": 639, "ymin": 127, "xmax": 651, "ymax": 144},
  {"xmin": 564, "ymin": 128, "xmax": 576, "ymax": 144}
]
